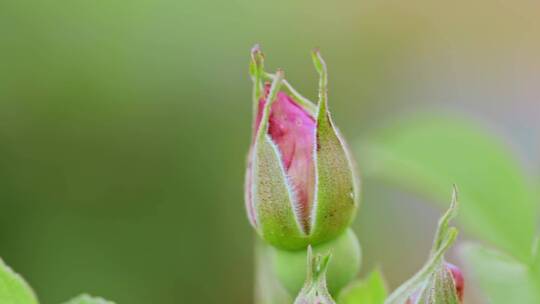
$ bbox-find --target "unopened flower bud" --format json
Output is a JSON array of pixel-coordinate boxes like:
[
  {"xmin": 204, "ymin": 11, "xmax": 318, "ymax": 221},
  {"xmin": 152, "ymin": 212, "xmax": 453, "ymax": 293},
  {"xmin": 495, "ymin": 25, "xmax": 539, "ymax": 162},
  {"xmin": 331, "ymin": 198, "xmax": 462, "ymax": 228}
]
[
  {"xmin": 406, "ymin": 262, "xmax": 464, "ymax": 304},
  {"xmin": 388, "ymin": 187, "xmax": 463, "ymax": 304},
  {"xmin": 245, "ymin": 46, "xmax": 359, "ymax": 250}
]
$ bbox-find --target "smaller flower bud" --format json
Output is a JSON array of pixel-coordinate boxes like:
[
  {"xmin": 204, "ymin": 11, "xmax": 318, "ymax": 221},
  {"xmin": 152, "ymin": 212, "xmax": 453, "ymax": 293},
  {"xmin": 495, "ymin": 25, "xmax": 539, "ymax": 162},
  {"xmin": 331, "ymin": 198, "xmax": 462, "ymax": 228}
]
[
  {"xmin": 407, "ymin": 262, "xmax": 464, "ymax": 304},
  {"xmin": 293, "ymin": 246, "xmax": 336, "ymax": 304},
  {"xmin": 387, "ymin": 187, "xmax": 463, "ymax": 304}
]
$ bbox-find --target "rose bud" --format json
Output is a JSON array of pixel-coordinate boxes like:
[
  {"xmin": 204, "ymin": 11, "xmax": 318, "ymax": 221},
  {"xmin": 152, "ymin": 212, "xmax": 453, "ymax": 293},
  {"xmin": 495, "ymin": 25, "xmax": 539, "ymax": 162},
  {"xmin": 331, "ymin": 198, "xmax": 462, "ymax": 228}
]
[
  {"xmin": 245, "ymin": 46, "xmax": 359, "ymax": 250},
  {"xmin": 406, "ymin": 262, "xmax": 464, "ymax": 304},
  {"xmin": 293, "ymin": 246, "xmax": 336, "ymax": 304}
]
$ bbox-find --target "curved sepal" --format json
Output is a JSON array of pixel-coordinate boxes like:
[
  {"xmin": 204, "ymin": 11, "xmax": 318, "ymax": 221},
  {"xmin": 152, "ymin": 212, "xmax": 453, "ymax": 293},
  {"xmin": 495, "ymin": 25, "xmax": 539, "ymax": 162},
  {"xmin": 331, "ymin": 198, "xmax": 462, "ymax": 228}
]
[
  {"xmin": 253, "ymin": 135, "xmax": 307, "ymax": 249},
  {"xmin": 250, "ymin": 44, "xmax": 265, "ymax": 132},
  {"xmin": 310, "ymin": 50, "xmax": 358, "ymax": 243}
]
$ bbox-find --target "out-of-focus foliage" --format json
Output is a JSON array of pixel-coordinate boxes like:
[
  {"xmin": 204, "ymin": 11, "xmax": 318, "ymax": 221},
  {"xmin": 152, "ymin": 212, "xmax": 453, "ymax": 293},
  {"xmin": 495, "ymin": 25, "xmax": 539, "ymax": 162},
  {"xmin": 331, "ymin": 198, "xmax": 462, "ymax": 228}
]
[
  {"xmin": 0, "ymin": 258, "xmax": 38, "ymax": 304},
  {"xmin": 460, "ymin": 243, "xmax": 540, "ymax": 304},
  {"xmin": 357, "ymin": 116, "xmax": 540, "ymax": 302},
  {"xmin": 357, "ymin": 116, "xmax": 538, "ymax": 261},
  {"xmin": 337, "ymin": 270, "xmax": 387, "ymax": 304},
  {"xmin": 0, "ymin": 258, "xmax": 115, "ymax": 304}
]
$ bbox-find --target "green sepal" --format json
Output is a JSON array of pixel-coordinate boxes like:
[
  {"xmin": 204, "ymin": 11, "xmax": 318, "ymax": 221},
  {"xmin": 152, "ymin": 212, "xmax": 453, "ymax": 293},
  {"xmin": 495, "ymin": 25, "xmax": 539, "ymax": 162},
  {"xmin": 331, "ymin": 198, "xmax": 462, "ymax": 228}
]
[
  {"xmin": 253, "ymin": 135, "xmax": 308, "ymax": 249},
  {"xmin": 310, "ymin": 50, "xmax": 358, "ymax": 244},
  {"xmin": 249, "ymin": 44, "xmax": 264, "ymax": 82},
  {"xmin": 249, "ymin": 44, "xmax": 265, "ymax": 132},
  {"xmin": 415, "ymin": 263, "xmax": 460, "ymax": 304}
]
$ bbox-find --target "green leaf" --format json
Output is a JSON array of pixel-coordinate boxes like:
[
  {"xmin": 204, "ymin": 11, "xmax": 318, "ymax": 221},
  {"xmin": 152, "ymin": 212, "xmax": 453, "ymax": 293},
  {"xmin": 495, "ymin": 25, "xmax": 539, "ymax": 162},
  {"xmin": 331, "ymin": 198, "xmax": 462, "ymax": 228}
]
[
  {"xmin": 337, "ymin": 270, "xmax": 387, "ymax": 304},
  {"xmin": 459, "ymin": 243, "xmax": 540, "ymax": 304},
  {"xmin": 357, "ymin": 115, "xmax": 538, "ymax": 262},
  {"xmin": 61, "ymin": 294, "xmax": 115, "ymax": 304},
  {"xmin": 0, "ymin": 258, "xmax": 38, "ymax": 304}
]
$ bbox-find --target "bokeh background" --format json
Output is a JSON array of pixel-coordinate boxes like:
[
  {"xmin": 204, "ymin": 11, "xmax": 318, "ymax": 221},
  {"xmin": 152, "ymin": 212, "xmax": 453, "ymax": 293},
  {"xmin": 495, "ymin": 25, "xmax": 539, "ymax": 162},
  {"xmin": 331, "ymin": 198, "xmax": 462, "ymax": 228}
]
[{"xmin": 1, "ymin": 0, "xmax": 539, "ymax": 303}]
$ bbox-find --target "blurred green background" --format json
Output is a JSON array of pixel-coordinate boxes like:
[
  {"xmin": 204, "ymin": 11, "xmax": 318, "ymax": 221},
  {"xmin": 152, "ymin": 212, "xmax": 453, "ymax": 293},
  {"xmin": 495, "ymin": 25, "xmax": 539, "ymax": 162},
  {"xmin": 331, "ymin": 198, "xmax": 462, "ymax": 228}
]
[{"xmin": 0, "ymin": 0, "xmax": 539, "ymax": 303}]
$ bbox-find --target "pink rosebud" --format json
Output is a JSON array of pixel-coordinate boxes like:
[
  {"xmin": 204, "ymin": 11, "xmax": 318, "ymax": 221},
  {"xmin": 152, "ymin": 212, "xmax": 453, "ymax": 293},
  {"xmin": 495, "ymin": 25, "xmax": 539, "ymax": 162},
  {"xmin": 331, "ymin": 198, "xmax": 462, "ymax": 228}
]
[{"xmin": 245, "ymin": 46, "xmax": 359, "ymax": 250}]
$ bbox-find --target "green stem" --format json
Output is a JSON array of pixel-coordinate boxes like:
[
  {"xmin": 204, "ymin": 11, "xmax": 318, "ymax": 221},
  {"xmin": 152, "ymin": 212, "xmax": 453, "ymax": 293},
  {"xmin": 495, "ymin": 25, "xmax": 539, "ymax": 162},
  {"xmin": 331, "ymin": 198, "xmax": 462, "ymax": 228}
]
[{"xmin": 255, "ymin": 238, "xmax": 293, "ymax": 304}]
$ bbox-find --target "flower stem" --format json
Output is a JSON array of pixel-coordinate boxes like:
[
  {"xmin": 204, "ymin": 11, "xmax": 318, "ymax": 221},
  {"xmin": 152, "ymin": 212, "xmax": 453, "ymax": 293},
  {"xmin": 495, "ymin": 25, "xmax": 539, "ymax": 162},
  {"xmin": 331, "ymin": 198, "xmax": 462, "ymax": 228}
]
[{"xmin": 254, "ymin": 238, "xmax": 293, "ymax": 304}]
